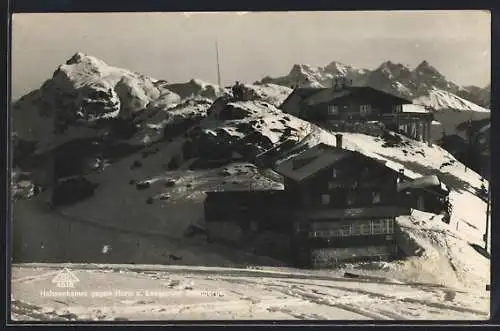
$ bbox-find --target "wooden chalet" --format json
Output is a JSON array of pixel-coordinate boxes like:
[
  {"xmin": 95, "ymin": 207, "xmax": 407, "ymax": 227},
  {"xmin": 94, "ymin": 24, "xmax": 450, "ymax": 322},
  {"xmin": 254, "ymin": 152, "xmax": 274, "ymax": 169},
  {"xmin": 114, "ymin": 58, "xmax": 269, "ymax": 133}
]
[
  {"xmin": 396, "ymin": 173, "xmax": 451, "ymax": 217},
  {"xmin": 203, "ymin": 189, "xmax": 293, "ymax": 259},
  {"xmin": 273, "ymin": 141, "xmax": 410, "ymax": 267},
  {"xmin": 279, "ymin": 85, "xmax": 434, "ymax": 145},
  {"xmin": 203, "ymin": 135, "xmax": 450, "ymax": 268}
]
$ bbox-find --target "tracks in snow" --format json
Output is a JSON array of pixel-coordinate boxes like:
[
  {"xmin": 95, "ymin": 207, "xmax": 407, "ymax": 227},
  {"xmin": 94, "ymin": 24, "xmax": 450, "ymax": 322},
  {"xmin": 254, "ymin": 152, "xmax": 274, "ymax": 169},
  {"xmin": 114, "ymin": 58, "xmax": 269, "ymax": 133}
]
[
  {"xmin": 214, "ymin": 275, "xmax": 488, "ymax": 320},
  {"xmin": 11, "ymin": 264, "xmax": 489, "ymax": 320}
]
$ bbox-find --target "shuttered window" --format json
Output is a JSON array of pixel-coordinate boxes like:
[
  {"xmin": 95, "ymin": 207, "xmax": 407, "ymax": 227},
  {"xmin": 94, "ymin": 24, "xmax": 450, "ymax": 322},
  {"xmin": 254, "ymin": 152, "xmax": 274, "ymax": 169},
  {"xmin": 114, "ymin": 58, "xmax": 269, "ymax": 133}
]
[
  {"xmin": 360, "ymin": 104, "xmax": 372, "ymax": 115},
  {"xmin": 328, "ymin": 105, "xmax": 340, "ymax": 115}
]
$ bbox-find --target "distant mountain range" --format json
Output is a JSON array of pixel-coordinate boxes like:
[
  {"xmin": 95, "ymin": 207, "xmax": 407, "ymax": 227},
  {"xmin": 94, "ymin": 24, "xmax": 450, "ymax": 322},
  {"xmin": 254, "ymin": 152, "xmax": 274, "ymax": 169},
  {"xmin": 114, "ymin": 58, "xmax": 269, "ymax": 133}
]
[{"xmin": 259, "ymin": 60, "xmax": 490, "ymax": 112}]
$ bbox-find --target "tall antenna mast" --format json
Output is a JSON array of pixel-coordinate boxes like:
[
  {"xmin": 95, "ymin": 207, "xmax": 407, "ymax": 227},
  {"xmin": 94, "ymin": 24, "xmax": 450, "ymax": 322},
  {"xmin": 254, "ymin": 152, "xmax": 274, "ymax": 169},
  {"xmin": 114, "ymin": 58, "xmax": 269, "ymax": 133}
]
[{"xmin": 215, "ymin": 39, "xmax": 222, "ymax": 88}]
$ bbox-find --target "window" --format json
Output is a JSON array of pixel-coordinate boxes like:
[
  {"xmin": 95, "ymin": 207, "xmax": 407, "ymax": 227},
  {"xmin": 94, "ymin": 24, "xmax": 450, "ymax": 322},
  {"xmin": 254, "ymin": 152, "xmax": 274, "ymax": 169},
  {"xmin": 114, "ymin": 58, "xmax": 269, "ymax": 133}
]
[
  {"xmin": 372, "ymin": 192, "xmax": 381, "ymax": 204},
  {"xmin": 392, "ymin": 105, "xmax": 402, "ymax": 113},
  {"xmin": 327, "ymin": 105, "xmax": 339, "ymax": 116},
  {"xmin": 360, "ymin": 224, "xmax": 369, "ymax": 235},
  {"xmin": 328, "ymin": 182, "xmax": 340, "ymax": 190},
  {"xmin": 360, "ymin": 104, "xmax": 372, "ymax": 116},
  {"xmin": 321, "ymin": 194, "xmax": 331, "ymax": 205},
  {"xmin": 332, "ymin": 168, "xmax": 338, "ymax": 178}
]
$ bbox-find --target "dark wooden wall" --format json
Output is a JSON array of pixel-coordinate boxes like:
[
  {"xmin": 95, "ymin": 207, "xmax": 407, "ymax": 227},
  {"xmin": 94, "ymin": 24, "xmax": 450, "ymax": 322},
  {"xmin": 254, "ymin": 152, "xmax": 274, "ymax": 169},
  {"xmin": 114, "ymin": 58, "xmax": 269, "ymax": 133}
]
[{"xmin": 284, "ymin": 154, "xmax": 399, "ymax": 211}]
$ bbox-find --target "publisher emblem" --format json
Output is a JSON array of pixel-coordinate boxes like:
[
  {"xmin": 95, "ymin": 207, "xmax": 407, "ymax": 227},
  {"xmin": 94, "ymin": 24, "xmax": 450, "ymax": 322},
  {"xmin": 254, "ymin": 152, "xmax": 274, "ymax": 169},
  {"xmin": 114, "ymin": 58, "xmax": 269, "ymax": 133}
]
[{"xmin": 51, "ymin": 268, "xmax": 80, "ymax": 288}]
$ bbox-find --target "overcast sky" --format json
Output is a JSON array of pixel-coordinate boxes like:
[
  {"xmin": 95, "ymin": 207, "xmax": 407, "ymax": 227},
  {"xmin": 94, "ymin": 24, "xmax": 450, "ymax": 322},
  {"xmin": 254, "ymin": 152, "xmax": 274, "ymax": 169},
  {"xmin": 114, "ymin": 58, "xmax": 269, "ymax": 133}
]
[{"xmin": 11, "ymin": 10, "xmax": 490, "ymax": 99}]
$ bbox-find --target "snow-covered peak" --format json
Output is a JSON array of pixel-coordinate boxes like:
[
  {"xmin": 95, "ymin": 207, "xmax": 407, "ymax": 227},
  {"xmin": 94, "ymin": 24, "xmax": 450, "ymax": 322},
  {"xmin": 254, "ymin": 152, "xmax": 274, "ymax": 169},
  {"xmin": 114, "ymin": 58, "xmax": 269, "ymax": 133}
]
[
  {"xmin": 12, "ymin": 53, "xmax": 184, "ymax": 154},
  {"xmin": 376, "ymin": 61, "xmax": 412, "ymax": 78},
  {"xmin": 289, "ymin": 64, "xmax": 316, "ymax": 75},
  {"xmin": 414, "ymin": 60, "xmax": 440, "ymax": 75},
  {"xmin": 413, "ymin": 61, "xmax": 447, "ymax": 84},
  {"xmin": 323, "ymin": 61, "xmax": 370, "ymax": 80},
  {"xmin": 324, "ymin": 61, "xmax": 351, "ymax": 74},
  {"xmin": 65, "ymin": 51, "xmax": 108, "ymax": 67}
]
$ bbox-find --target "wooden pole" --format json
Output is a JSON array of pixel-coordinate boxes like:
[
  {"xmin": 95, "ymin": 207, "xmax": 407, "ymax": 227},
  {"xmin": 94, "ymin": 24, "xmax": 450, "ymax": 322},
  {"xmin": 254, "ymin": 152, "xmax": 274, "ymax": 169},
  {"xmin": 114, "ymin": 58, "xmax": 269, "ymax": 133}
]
[
  {"xmin": 215, "ymin": 39, "xmax": 222, "ymax": 89},
  {"xmin": 484, "ymin": 180, "xmax": 490, "ymax": 252}
]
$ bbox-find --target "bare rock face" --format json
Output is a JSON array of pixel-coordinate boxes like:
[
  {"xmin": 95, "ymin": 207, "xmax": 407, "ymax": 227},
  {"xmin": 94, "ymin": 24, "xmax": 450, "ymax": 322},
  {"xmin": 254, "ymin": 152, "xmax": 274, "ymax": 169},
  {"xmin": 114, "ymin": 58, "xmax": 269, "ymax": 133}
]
[
  {"xmin": 53, "ymin": 52, "xmax": 122, "ymax": 121},
  {"xmin": 114, "ymin": 76, "xmax": 154, "ymax": 118}
]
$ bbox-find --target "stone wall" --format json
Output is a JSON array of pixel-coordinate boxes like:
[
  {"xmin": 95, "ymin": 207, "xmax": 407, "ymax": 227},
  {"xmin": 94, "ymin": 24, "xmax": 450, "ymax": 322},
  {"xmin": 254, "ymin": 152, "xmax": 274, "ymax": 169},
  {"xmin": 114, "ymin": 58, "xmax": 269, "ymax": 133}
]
[{"xmin": 310, "ymin": 245, "xmax": 397, "ymax": 268}]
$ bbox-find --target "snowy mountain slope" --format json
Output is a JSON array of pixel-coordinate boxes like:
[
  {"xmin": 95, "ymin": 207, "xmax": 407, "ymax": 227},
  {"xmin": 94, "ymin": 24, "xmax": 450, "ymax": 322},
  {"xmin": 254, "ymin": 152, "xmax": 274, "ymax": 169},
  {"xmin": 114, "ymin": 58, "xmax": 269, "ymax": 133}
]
[
  {"xmin": 414, "ymin": 88, "xmax": 489, "ymax": 113},
  {"xmin": 260, "ymin": 60, "xmax": 490, "ymax": 112},
  {"xmin": 457, "ymin": 84, "xmax": 490, "ymax": 109},
  {"xmin": 394, "ymin": 211, "xmax": 489, "ymax": 290},
  {"xmin": 129, "ymin": 98, "xmax": 213, "ymax": 146},
  {"xmin": 24, "ymin": 100, "xmax": 308, "ymax": 238},
  {"xmin": 203, "ymin": 100, "xmax": 311, "ymax": 144}
]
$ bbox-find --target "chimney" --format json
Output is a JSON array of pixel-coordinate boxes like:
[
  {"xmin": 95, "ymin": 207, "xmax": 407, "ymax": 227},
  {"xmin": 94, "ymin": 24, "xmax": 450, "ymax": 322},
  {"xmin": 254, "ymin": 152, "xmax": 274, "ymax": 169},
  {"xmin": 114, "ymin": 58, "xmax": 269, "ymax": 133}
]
[{"xmin": 335, "ymin": 134, "xmax": 343, "ymax": 149}]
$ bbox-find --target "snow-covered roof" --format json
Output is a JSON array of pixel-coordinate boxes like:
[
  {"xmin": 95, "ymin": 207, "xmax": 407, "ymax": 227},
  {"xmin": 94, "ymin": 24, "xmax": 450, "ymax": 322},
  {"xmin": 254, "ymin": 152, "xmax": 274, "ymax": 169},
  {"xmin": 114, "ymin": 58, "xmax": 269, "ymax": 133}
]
[
  {"xmin": 274, "ymin": 143, "xmax": 352, "ymax": 182},
  {"xmin": 402, "ymin": 104, "xmax": 430, "ymax": 113},
  {"xmin": 306, "ymin": 86, "xmax": 412, "ymax": 106},
  {"xmin": 281, "ymin": 86, "xmax": 413, "ymax": 110},
  {"xmin": 478, "ymin": 123, "xmax": 490, "ymax": 135},
  {"xmin": 397, "ymin": 175, "xmax": 447, "ymax": 192}
]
